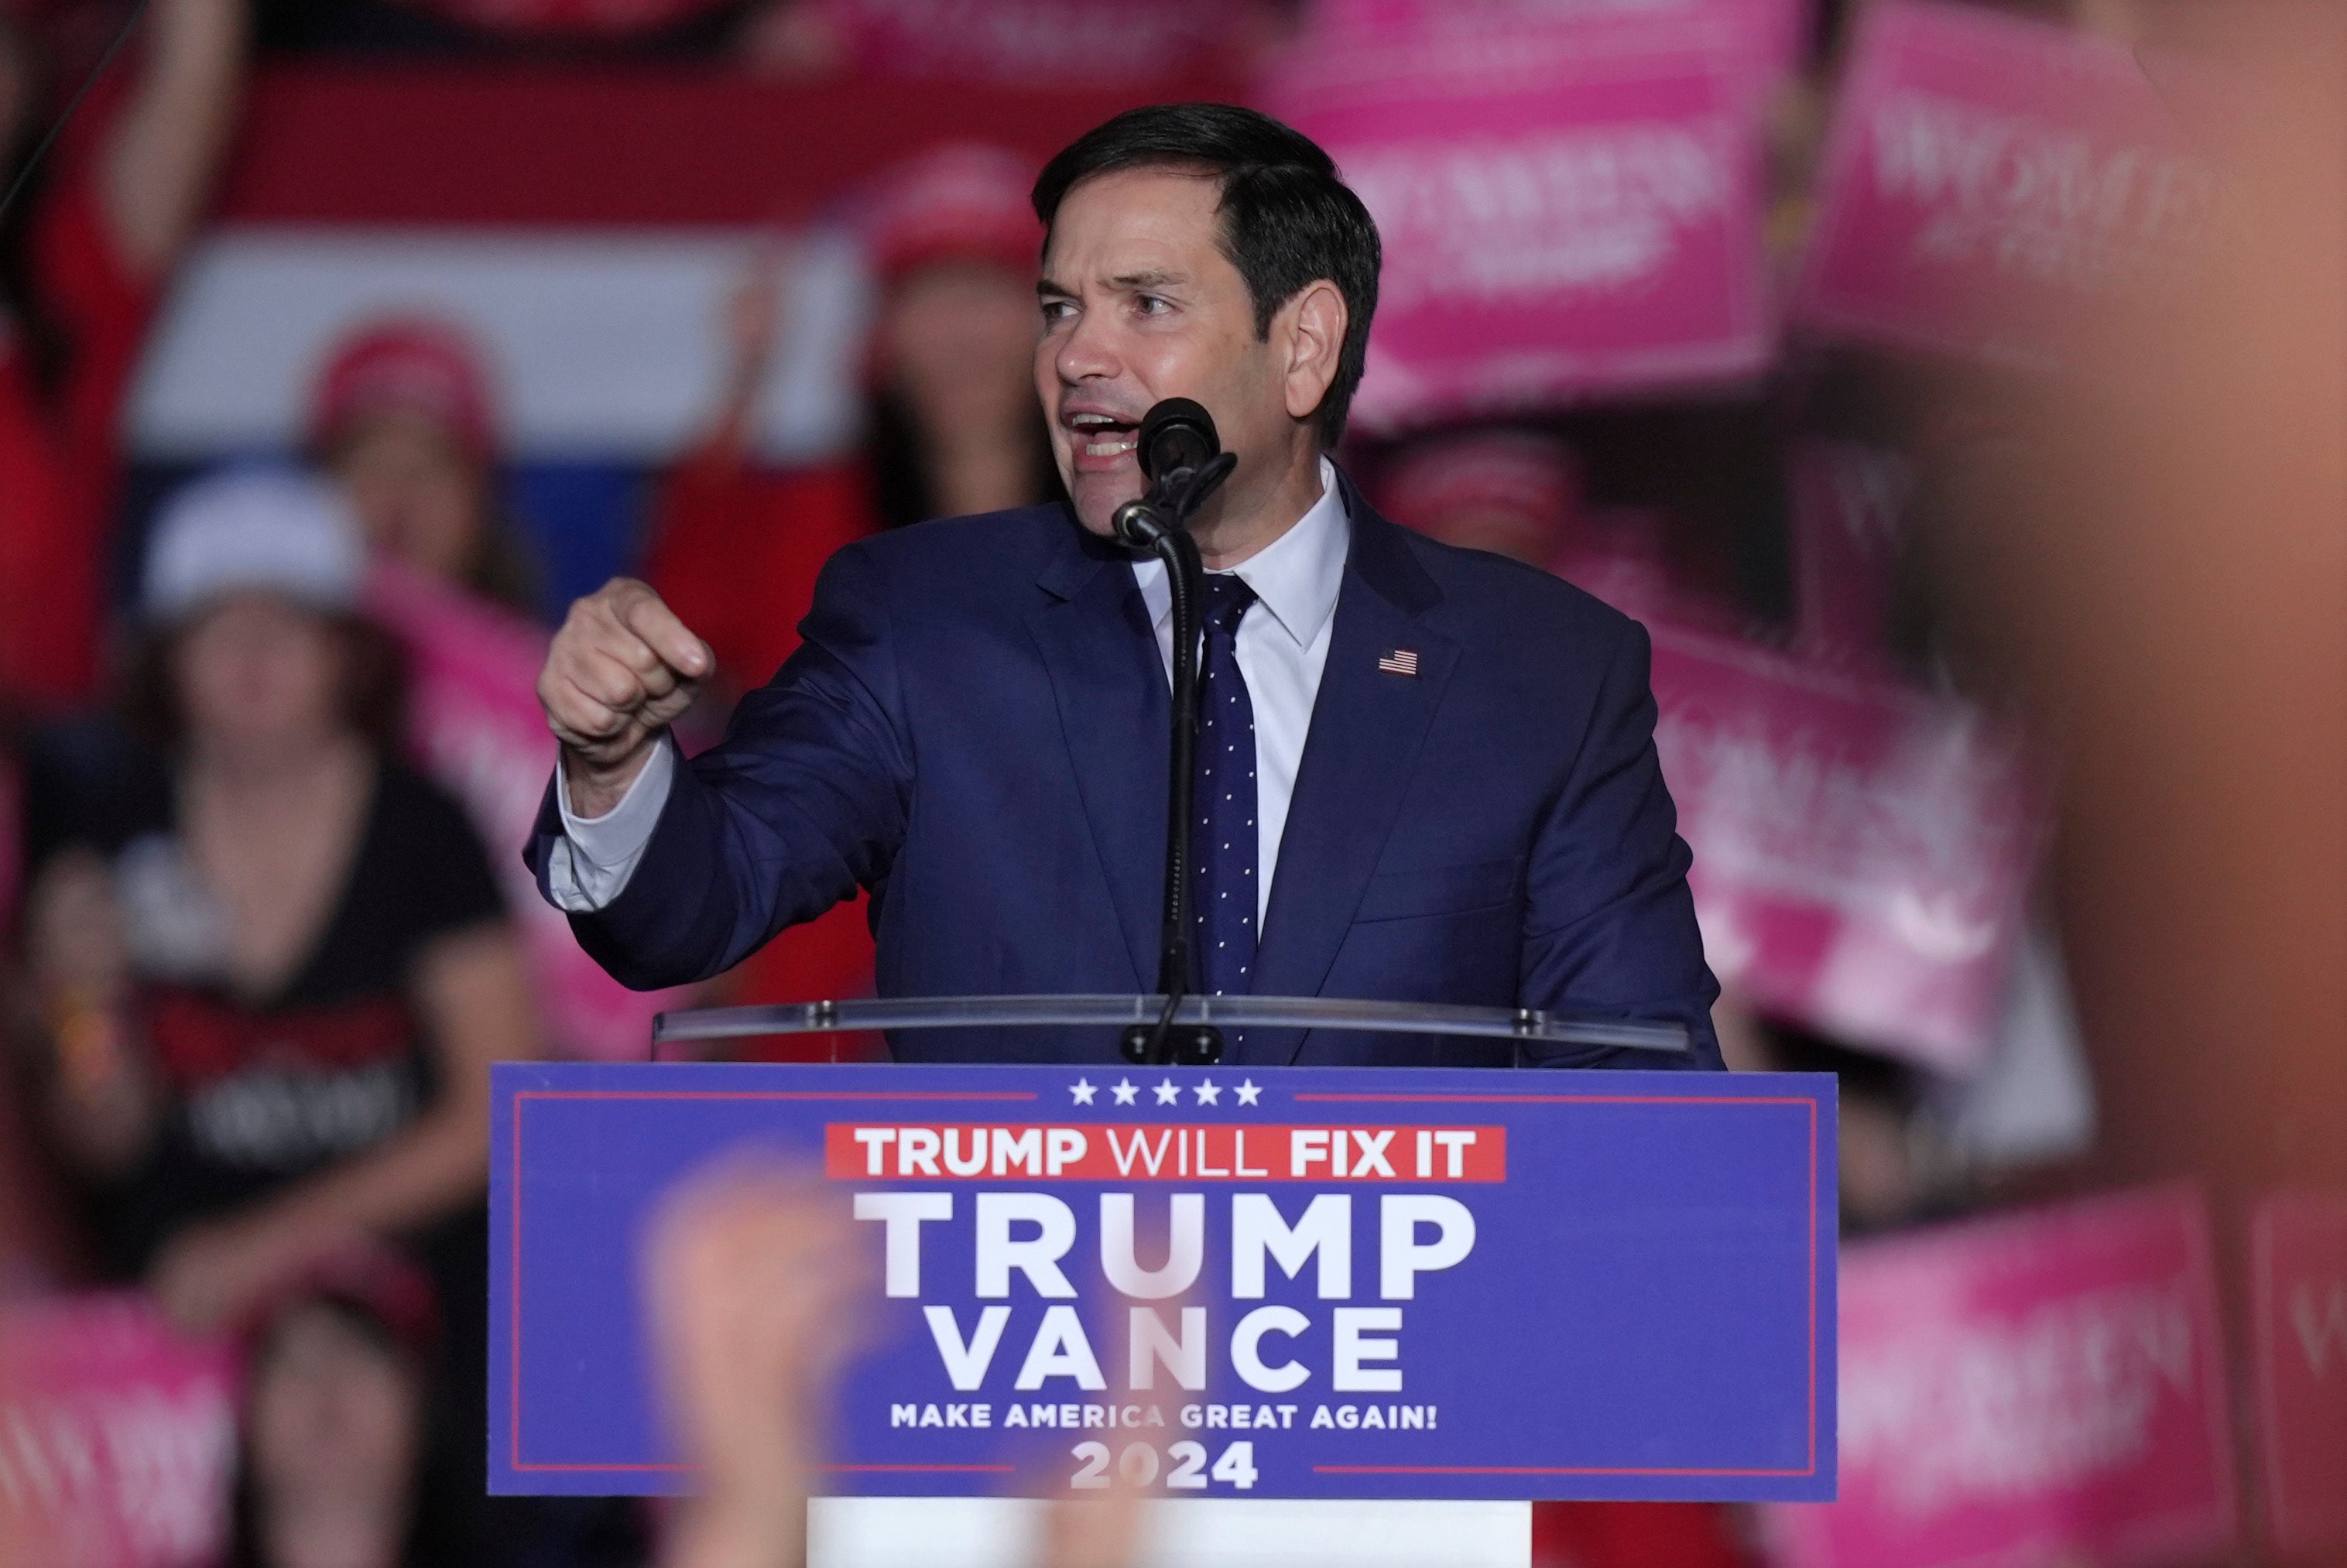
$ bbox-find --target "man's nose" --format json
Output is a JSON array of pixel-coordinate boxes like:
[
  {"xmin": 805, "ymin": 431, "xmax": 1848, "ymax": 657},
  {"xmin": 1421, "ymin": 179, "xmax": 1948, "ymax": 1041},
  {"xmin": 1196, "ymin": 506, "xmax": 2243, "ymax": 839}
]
[{"xmin": 1052, "ymin": 303, "xmax": 1122, "ymax": 385}]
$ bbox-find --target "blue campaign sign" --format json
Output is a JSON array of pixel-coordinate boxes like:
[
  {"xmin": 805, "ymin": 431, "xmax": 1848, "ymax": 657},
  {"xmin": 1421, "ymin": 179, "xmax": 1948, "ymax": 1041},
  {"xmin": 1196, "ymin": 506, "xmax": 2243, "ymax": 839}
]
[{"xmin": 490, "ymin": 1061, "xmax": 1836, "ymax": 1501}]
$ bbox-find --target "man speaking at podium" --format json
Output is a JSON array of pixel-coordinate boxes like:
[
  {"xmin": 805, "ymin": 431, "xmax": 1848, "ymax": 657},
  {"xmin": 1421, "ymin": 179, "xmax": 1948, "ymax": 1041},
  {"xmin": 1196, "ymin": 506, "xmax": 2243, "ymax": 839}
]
[{"xmin": 527, "ymin": 104, "xmax": 1723, "ymax": 1072}]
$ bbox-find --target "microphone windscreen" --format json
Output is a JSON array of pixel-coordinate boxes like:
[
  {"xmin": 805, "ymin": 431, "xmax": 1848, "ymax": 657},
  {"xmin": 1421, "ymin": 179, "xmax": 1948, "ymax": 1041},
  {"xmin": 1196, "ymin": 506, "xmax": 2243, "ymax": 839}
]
[{"xmin": 1138, "ymin": 399, "xmax": 1218, "ymax": 481}]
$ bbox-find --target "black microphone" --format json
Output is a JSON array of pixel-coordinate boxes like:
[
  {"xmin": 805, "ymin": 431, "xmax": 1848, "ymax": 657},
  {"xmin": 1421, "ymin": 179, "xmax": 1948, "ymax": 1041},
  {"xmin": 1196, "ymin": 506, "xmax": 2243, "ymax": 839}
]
[
  {"xmin": 1138, "ymin": 397, "xmax": 1218, "ymax": 483},
  {"xmin": 1114, "ymin": 399, "xmax": 1236, "ymax": 549}
]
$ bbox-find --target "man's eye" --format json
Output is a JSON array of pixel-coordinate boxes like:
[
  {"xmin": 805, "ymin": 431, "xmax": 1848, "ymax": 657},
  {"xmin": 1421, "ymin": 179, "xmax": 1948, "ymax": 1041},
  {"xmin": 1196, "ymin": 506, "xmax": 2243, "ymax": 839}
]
[
  {"xmin": 1136, "ymin": 296, "xmax": 1172, "ymax": 317},
  {"xmin": 1040, "ymin": 300, "xmax": 1075, "ymax": 324}
]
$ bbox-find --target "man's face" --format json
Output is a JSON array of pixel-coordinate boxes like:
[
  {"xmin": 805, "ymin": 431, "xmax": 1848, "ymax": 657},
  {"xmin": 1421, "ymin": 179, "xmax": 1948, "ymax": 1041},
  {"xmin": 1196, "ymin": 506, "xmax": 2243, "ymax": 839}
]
[{"xmin": 1035, "ymin": 169, "xmax": 1298, "ymax": 536}]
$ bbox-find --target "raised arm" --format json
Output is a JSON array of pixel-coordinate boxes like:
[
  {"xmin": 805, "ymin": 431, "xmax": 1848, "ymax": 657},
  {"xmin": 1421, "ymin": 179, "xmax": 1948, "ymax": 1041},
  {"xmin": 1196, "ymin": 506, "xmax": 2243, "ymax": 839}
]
[
  {"xmin": 99, "ymin": 0, "xmax": 248, "ymax": 278},
  {"xmin": 540, "ymin": 577, "xmax": 717, "ymax": 817},
  {"xmin": 1519, "ymin": 619, "xmax": 1725, "ymax": 1070},
  {"xmin": 529, "ymin": 545, "xmax": 913, "ymax": 991}
]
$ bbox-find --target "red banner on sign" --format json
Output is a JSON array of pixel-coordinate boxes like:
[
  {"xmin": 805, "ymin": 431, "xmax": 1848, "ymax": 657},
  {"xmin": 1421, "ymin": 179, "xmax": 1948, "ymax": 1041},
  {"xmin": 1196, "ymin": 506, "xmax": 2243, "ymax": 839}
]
[
  {"xmin": 1766, "ymin": 1186, "xmax": 2238, "ymax": 1568},
  {"xmin": 826, "ymin": 1123, "xmax": 1509, "ymax": 1183}
]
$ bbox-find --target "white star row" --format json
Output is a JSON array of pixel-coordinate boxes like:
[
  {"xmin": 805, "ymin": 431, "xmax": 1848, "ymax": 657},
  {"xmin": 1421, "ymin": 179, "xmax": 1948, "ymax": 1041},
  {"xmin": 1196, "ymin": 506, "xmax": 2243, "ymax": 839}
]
[{"xmin": 1067, "ymin": 1077, "xmax": 1263, "ymax": 1108}]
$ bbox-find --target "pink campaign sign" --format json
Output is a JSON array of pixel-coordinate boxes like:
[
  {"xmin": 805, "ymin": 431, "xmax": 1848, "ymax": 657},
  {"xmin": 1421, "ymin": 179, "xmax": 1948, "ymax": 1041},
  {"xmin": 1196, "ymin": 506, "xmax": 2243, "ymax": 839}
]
[
  {"xmin": 1794, "ymin": 0, "xmax": 2219, "ymax": 371},
  {"xmin": 1789, "ymin": 438, "xmax": 1915, "ymax": 668},
  {"xmin": 806, "ymin": 0, "xmax": 1245, "ymax": 84},
  {"xmin": 0, "ymin": 1294, "xmax": 238, "ymax": 1568},
  {"xmin": 1643, "ymin": 620, "xmax": 2044, "ymax": 1074},
  {"xmin": 364, "ymin": 560, "xmax": 693, "ymax": 1060},
  {"xmin": 1770, "ymin": 1186, "xmax": 2239, "ymax": 1568},
  {"xmin": 2252, "ymin": 1190, "xmax": 2347, "ymax": 1555},
  {"xmin": 1264, "ymin": 2, "xmax": 1783, "ymax": 429},
  {"xmin": 1311, "ymin": 0, "xmax": 1812, "ymax": 73}
]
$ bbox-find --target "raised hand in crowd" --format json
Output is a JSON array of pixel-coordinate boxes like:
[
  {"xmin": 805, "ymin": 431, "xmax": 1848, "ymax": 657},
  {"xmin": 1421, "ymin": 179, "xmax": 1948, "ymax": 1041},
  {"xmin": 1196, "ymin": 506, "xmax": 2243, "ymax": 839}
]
[
  {"xmin": 538, "ymin": 577, "xmax": 714, "ymax": 816},
  {"xmin": 99, "ymin": 0, "xmax": 250, "ymax": 277},
  {"xmin": 0, "ymin": 0, "xmax": 248, "ymax": 709},
  {"xmin": 702, "ymin": 239, "xmax": 794, "ymax": 457}
]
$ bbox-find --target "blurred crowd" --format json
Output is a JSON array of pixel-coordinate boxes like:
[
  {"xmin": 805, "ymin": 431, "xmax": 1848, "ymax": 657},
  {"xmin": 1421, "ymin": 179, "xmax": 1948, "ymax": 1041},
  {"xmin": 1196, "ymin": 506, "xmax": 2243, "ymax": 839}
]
[{"xmin": 0, "ymin": 1, "xmax": 2339, "ymax": 1566}]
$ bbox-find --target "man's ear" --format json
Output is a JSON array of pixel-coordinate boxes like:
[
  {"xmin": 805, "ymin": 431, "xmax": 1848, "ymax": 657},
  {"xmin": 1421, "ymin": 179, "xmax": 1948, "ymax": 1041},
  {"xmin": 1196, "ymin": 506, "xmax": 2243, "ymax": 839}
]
[{"xmin": 1278, "ymin": 280, "xmax": 1348, "ymax": 425}]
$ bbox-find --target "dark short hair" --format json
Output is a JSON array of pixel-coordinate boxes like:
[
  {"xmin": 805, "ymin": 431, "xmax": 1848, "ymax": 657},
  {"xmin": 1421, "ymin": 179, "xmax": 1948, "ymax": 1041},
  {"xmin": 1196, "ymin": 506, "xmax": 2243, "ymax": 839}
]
[{"xmin": 1033, "ymin": 103, "xmax": 1382, "ymax": 448}]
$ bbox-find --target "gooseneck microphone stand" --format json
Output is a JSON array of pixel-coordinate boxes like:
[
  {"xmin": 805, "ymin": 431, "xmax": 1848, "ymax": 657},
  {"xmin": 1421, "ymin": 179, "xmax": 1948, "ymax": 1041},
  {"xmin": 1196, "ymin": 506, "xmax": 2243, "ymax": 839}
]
[{"xmin": 1110, "ymin": 400, "xmax": 1239, "ymax": 1067}]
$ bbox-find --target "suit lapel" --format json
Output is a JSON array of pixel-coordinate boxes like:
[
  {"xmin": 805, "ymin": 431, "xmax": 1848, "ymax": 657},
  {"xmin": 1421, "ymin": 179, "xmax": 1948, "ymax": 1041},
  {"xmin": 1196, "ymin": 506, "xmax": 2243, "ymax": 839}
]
[
  {"xmin": 1249, "ymin": 498, "xmax": 1457, "ymax": 1061},
  {"xmin": 1025, "ymin": 532, "xmax": 1168, "ymax": 992}
]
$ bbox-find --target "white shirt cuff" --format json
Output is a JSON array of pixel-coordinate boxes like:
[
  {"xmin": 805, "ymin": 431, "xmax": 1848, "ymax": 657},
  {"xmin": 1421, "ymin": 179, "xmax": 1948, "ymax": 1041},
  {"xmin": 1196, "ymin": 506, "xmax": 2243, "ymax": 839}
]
[{"xmin": 543, "ymin": 736, "xmax": 676, "ymax": 913}]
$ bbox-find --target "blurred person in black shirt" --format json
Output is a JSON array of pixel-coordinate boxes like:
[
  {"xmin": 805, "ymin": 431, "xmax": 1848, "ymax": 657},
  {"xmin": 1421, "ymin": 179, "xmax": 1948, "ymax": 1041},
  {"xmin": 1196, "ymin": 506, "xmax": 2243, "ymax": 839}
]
[{"xmin": 19, "ymin": 467, "xmax": 535, "ymax": 1327}]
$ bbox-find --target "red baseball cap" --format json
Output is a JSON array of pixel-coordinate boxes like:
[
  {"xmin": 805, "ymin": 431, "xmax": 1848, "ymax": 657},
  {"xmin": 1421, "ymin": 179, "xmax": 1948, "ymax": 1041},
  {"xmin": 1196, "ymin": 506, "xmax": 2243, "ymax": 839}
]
[
  {"xmin": 1379, "ymin": 430, "xmax": 1581, "ymax": 560},
  {"xmin": 856, "ymin": 142, "xmax": 1043, "ymax": 286},
  {"xmin": 240, "ymin": 1240, "xmax": 440, "ymax": 1364},
  {"xmin": 310, "ymin": 316, "xmax": 499, "ymax": 464}
]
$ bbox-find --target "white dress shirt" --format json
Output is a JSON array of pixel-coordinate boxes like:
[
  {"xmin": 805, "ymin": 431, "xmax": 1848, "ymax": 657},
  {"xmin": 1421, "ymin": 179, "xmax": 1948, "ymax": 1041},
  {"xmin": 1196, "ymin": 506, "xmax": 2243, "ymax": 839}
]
[
  {"xmin": 546, "ymin": 459, "xmax": 1351, "ymax": 923},
  {"xmin": 1129, "ymin": 457, "xmax": 1348, "ymax": 927}
]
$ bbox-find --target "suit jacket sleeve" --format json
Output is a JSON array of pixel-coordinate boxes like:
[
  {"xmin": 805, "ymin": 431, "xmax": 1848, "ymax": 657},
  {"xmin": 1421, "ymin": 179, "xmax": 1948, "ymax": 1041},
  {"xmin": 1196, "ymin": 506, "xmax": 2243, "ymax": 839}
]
[
  {"xmin": 526, "ymin": 543, "xmax": 911, "ymax": 990},
  {"xmin": 1519, "ymin": 618, "xmax": 1725, "ymax": 1070}
]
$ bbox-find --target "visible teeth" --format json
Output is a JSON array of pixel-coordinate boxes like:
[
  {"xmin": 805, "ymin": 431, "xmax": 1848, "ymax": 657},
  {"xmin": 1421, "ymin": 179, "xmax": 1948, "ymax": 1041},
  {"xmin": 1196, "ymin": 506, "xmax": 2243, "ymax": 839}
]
[{"xmin": 1085, "ymin": 437, "xmax": 1138, "ymax": 457}]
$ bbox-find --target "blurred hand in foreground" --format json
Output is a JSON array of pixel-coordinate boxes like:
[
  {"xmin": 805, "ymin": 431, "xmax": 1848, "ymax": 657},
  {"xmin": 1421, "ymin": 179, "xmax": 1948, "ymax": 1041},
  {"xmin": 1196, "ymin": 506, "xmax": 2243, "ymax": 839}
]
[
  {"xmin": 647, "ymin": 1161, "xmax": 869, "ymax": 1568},
  {"xmin": 645, "ymin": 1161, "xmax": 1149, "ymax": 1568}
]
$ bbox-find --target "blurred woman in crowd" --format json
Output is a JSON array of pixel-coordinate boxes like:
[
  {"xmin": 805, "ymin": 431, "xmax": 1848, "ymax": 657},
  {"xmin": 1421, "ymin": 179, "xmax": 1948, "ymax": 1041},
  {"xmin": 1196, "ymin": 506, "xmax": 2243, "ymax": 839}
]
[
  {"xmin": 309, "ymin": 316, "xmax": 537, "ymax": 615},
  {"xmin": 19, "ymin": 467, "xmax": 533, "ymax": 1328},
  {"xmin": 231, "ymin": 1245, "xmax": 447, "ymax": 1568},
  {"xmin": 640, "ymin": 142, "xmax": 1058, "ymax": 1028},
  {"xmin": 303, "ymin": 313, "xmax": 688, "ymax": 1063},
  {"xmin": 1376, "ymin": 426, "xmax": 1749, "ymax": 635},
  {"xmin": 647, "ymin": 141, "xmax": 1055, "ymax": 695},
  {"xmin": 0, "ymin": 0, "xmax": 246, "ymax": 714}
]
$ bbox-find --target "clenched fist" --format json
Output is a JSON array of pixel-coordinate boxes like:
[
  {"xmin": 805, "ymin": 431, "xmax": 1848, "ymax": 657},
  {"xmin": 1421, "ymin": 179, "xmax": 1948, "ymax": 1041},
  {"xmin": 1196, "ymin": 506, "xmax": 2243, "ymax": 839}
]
[{"xmin": 538, "ymin": 578, "xmax": 714, "ymax": 817}]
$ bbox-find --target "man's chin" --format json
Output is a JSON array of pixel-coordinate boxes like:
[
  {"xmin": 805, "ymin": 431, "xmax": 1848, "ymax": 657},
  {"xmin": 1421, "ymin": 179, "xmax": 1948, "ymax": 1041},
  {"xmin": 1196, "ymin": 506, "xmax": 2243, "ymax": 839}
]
[{"xmin": 1067, "ymin": 478, "xmax": 1143, "ymax": 539}]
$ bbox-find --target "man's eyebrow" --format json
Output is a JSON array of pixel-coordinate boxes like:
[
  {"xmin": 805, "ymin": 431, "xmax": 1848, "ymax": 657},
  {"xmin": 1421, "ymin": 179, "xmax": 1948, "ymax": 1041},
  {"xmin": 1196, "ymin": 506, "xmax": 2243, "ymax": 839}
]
[{"xmin": 1036, "ymin": 269, "xmax": 1187, "ymax": 298}]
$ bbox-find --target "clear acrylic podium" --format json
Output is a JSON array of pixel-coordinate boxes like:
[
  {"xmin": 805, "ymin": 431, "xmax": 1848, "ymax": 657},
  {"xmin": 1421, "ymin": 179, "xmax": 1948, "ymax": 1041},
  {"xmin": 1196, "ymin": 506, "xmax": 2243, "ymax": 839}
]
[
  {"xmin": 653, "ymin": 992, "xmax": 1690, "ymax": 1060},
  {"xmin": 647, "ymin": 992, "xmax": 1687, "ymax": 1568}
]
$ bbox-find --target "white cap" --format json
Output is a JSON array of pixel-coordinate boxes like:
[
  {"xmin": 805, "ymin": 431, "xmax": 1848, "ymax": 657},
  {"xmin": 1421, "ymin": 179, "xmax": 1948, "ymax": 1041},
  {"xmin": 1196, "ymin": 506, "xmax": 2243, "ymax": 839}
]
[{"xmin": 142, "ymin": 467, "xmax": 365, "ymax": 625}]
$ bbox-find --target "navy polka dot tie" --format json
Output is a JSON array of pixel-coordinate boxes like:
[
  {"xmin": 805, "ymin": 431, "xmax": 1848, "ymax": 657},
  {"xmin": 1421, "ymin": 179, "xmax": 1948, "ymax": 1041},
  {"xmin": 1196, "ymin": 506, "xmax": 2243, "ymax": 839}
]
[{"xmin": 1194, "ymin": 574, "xmax": 1259, "ymax": 1003}]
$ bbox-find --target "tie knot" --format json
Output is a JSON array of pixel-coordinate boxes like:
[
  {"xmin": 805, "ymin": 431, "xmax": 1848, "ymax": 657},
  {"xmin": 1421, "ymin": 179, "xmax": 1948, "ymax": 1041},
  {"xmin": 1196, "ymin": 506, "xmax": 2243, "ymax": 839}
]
[{"xmin": 1201, "ymin": 573, "xmax": 1257, "ymax": 636}]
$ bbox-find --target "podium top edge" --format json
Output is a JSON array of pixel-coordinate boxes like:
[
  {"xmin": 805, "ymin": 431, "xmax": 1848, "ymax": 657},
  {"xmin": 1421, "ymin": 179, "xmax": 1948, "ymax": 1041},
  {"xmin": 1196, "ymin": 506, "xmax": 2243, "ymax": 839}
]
[{"xmin": 650, "ymin": 994, "xmax": 1688, "ymax": 1053}]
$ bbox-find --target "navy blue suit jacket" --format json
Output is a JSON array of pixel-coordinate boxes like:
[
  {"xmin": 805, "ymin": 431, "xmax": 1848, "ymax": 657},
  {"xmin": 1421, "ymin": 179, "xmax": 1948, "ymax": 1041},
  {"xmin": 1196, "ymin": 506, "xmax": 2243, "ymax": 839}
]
[{"xmin": 529, "ymin": 478, "xmax": 1722, "ymax": 1070}]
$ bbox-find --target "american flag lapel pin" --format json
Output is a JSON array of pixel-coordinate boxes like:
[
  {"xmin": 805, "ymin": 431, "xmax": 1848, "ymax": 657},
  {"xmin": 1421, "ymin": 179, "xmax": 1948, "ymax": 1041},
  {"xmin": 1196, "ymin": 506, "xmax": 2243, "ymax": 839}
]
[{"xmin": 1376, "ymin": 647, "xmax": 1420, "ymax": 677}]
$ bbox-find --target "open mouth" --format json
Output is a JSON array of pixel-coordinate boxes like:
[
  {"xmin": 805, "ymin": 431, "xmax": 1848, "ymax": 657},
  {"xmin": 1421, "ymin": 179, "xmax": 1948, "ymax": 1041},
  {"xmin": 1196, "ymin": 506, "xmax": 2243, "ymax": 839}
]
[{"xmin": 1067, "ymin": 411, "xmax": 1140, "ymax": 461}]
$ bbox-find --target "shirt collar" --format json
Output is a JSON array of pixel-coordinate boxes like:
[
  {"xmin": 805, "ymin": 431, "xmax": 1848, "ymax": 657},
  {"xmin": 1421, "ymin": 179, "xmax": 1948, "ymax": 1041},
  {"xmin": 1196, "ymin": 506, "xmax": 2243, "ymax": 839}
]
[{"xmin": 1133, "ymin": 457, "xmax": 1349, "ymax": 649}]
